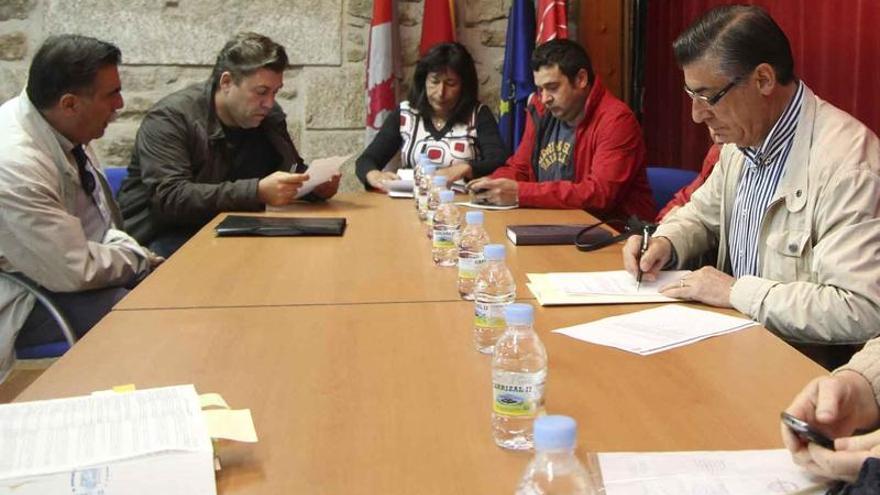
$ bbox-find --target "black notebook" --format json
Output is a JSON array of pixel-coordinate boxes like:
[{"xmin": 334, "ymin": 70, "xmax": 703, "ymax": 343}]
[
  {"xmin": 215, "ymin": 215, "xmax": 347, "ymax": 237},
  {"xmin": 506, "ymin": 224, "xmax": 612, "ymax": 246}
]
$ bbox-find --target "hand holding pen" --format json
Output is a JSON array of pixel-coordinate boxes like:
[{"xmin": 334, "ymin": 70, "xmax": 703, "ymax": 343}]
[
  {"xmin": 636, "ymin": 225, "xmax": 650, "ymax": 290},
  {"xmin": 623, "ymin": 225, "xmax": 672, "ymax": 283}
]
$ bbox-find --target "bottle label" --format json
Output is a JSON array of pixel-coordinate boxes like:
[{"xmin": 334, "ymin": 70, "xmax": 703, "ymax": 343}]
[
  {"xmin": 492, "ymin": 370, "xmax": 546, "ymax": 417},
  {"xmin": 474, "ymin": 301, "xmax": 507, "ymax": 328},
  {"xmin": 433, "ymin": 230, "xmax": 455, "ymax": 248},
  {"xmin": 426, "ymin": 210, "xmax": 435, "ymax": 226},
  {"xmin": 418, "ymin": 195, "xmax": 428, "ymax": 210},
  {"xmin": 458, "ymin": 256, "xmax": 484, "ymax": 279}
]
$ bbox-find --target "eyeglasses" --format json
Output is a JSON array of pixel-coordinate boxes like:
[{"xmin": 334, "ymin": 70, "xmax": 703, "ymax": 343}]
[{"xmin": 684, "ymin": 77, "xmax": 741, "ymax": 106}]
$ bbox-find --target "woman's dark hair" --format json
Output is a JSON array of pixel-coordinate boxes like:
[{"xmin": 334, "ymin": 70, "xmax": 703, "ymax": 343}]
[
  {"xmin": 531, "ymin": 39, "xmax": 595, "ymax": 85},
  {"xmin": 408, "ymin": 42, "xmax": 479, "ymax": 125},
  {"xmin": 673, "ymin": 5, "xmax": 795, "ymax": 85},
  {"xmin": 27, "ymin": 34, "xmax": 121, "ymax": 110},
  {"xmin": 211, "ymin": 32, "xmax": 288, "ymax": 86}
]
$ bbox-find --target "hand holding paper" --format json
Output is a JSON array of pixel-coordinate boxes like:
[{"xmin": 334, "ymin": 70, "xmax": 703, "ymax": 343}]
[{"xmin": 296, "ymin": 154, "xmax": 352, "ymax": 198}]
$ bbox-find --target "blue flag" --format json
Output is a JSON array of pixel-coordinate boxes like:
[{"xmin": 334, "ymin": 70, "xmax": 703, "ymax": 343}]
[{"xmin": 499, "ymin": 0, "xmax": 537, "ymax": 151}]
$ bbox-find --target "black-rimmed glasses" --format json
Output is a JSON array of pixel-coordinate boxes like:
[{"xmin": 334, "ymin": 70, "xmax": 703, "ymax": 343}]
[{"xmin": 684, "ymin": 77, "xmax": 740, "ymax": 106}]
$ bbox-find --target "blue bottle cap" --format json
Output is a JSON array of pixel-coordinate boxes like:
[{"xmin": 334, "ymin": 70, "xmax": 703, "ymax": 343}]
[
  {"xmin": 534, "ymin": 415, "xmax": 577, "ymax": 451},
  {"xmin": 504, "ymin": 303, "xmax": 533, "ymax": 325},
  {"xmin": 439, "ymin": 190, "xmax": 455, "ymax": 203},
  {"xmin": 483, "ymin": 243, "xmax": 505, "ymax": 261},
  {"xmin": 465, "ymin": 210, "xmax": 484, "ymax": 225},
  {"xmin": 422, "ymin": 164, "xmax": 437, "ymax": 175},
  {"xmin": 432, "ymin": 175, "xmax": 448, "ymax": 186}
]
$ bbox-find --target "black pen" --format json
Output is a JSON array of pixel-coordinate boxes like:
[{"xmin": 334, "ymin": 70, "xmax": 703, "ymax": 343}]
[{"xmin": 636, "ymin": 225, "xmax": 650, "ymax": 290}]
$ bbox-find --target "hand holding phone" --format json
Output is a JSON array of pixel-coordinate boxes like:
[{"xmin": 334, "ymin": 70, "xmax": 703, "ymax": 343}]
[{"xmin": 781, "ymin": 411, "xmax": 835, "ymax": 450}]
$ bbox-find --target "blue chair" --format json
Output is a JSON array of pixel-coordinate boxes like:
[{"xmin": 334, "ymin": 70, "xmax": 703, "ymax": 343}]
[
  {"xmin": 103, "ymin": 167, "xmax": 127, "ymax": 198},
  {"xmin": 646, "ymin": 166, "xmax": 699, "ymax": 211},
  {"xmin": 2, "ymin": 272, "xmax": 76, "ymax": 359}
]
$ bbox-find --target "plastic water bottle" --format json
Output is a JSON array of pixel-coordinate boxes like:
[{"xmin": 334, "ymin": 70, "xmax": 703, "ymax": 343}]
[
  {"xmin": 413, "ymin": 153, "xmax": 429, "ymax": 210},
  {"xmin": 516, "ymin": 416, "xmax": 596, "ymax": 494},
  {"xmin": 473, "ymin": 244, "xmax": 515, "ymax": 354},
  {"xmin": 425, "ymin": 175, "xmax": 448, "ymax": 238},
  {"xmin": 492, "ymin": 303, "xmax": 547, "ymax": 450},
  {"xmin": 416, "ymin": 164, "xmax": 437, "ymax": 221},
  {"xmin": 432, "ymin": 190, "xmax": 461, "ymax": 266},
  {"xmin": 457, "ymin": 211, "xmax": 491, "ymax": 300}
]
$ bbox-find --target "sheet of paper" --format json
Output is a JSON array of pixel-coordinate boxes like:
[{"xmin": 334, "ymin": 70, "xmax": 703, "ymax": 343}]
[
  {"xmin": 599, "ymin": 449, "xmax": 828, "ymax": 495},
  {"xmin": 0, "ymin": 385, "xmax": 212, "ymax": 480},
  {"xmin": 296, "ymin": 153, "xmax": 352, "ymax": 198},
  {"xmin": 202, "ymin": 409, "xmax": 259, "ymax": 442},
  {"xmin": 454, "ymin": 201, "xmax": 518, "ymax": 210},
  {"xmin": 527, "ymin": 273, "xmax": 681, "ymax": 305},
  {"xmin": 385, "ymin": 179, "xmax": 414, "ymax": 193},
  {"xmin": 199, "ymin": 392, "xmax": 230, "ymax": 410},
  {"xmin": 388, "ymin": 190, "xmax": 414, "ymax": 198},
  {"xmin": 549, "ymin": 270, "xmax": 691, "ymax": 296},
  {"xmin": 553, "ymin": 304, "xmax": 756, "ymax": 355},
  {"xmin": 395, "ymin": 168, "xmax": 414, "ymax": 181}
]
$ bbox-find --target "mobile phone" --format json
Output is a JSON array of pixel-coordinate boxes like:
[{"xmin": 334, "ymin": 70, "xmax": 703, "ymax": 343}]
[{"xmin": 780, "ymin": 412, "xmax": 835, "ymax": 450}]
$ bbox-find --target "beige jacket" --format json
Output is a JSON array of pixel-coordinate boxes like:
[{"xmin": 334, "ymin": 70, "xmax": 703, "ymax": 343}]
[
  {"xmin": 839, "ymin": 338, "xmax": 880, "ymax": 406},
  {"xmin": 0, "ymin": 92, "xmax": 150, "ymax": 381},
  {"xmin": 654, "ymin": 85, "xmax": 880, "ymax": 345}
]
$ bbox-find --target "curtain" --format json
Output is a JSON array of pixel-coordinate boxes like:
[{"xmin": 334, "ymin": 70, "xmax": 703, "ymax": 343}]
[{"xmin": 642, "ymin": 0, "xmax": 880, "ymax": 170}]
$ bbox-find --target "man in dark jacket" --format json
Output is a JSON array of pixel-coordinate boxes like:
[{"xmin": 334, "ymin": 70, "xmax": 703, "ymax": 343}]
[
  {"xmin": 468, "ymin": 39, "xmax": 655, "ymax": 221},
  {"xmin": 118, "ymin": 32, "xmax": 339, "ymax": 256}
]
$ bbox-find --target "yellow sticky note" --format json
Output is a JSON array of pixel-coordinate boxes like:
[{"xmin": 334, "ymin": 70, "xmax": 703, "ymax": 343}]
[
  {"xmin": 112, "ymin": 384, "xmax": 136, "ymax": 393},
  {"xmin": 203, "ymin": 409, "xmax": 258, "ymax": 443},
  {"xmin": 199, "ymin": 393, "xmax": 230, "ymax": 410}
]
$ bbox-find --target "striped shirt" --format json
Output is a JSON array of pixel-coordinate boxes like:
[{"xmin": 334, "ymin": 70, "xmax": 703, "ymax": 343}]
[{"xmin": 728, "ymin": 81, "xmax": 805, "ymax": 278}]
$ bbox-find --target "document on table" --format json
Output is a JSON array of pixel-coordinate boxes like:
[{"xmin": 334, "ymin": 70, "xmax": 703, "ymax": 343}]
[
  {"xmin": 553, "ymin": 305, "xmax": 756, "ymax": 355},
  {"xmin": 599, "ymin": 449, "xmax": 829, "ymax": 494},
  {"xmin": 527, "ymin": 270, "xmax": 690, "ymax": 305},
  {"xmin": 296, "ymin": 153, "xmax": 352, "ymax": 198},
  {"xmin": 455, "ymin": 201, "xmax": 518, "ymax": 210},
  {"xmin": 0, "ymin": 384, "xmax": 216, "ymax": 494}
]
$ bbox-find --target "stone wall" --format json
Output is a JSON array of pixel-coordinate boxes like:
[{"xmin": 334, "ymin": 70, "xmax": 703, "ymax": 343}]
[{"xmin": 0, "ymin": 1, "xmax": 574, "ymax": 192}]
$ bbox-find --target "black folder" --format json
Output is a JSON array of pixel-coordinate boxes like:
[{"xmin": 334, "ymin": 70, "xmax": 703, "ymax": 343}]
[
  {"xmin": 215, "ymin": 215, "xmax": 347, "ymax": 237},
  {"xmin": 506, "ymin": 224, "xmax": 612, "ymax": 246}
]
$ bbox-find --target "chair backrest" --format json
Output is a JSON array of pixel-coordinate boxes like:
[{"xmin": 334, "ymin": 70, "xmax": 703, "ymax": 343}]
[
  {"xmin": 646, "ymin": 167, "xmax": 699, "ymax": 211},
  {"xmin": 103, "ymin": 167, "xmax": 127, "ymax": 199},
  {"xmin": 0, "ymin": 272, "xmax": 75, "ymax": 359}
]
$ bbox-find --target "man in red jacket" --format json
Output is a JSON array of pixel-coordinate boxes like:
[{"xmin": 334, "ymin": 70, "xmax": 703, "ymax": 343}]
[{"xmin": 468, "ymin": 39, "xmax": 655, "ymax": 221}]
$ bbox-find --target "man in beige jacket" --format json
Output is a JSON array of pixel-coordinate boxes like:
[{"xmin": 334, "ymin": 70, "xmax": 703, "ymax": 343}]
[
  {"xmin": 623, "ymin": 6, "xmax": 880, "ymax": 367},
  {"xmin": 0, "ymin": 35, "xmax": 161, "ymax": 382}
]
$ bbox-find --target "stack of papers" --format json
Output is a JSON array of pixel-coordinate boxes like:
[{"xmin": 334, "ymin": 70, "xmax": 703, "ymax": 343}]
[
  {"xmin": 385, "ymin": 170, "xmax": 468, "ymax": 199},
  {"xmin": 527, "ymin": 270, "xmax": 690, "ymax": 305},
  {"xmin": 599, "ymin": 449, "xmax": 828, "ymax": 494},
  {"xmin": 0, "ymin": 385, "xmax": 216, "ymax": 494},
  {"xmin": 553, "ymin": 305, "xmax": 756, "ymax": 355},
  {"xmin": 386, "ymin": 169, "xmax": 415, "ymax": 198}
]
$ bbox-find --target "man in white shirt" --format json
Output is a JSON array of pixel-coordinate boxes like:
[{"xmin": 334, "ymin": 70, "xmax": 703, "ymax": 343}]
[{"xmin": 0, "ymin": 34, "xmax": 161, "ymax": 381}]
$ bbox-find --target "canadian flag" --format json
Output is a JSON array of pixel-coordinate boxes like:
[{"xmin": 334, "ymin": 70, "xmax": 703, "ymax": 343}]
[
  {"xmin": 536, "ymin": 0, "xmax": 568, "ymax": 43},
  {"xmin": 365, "ymin": 0, "xmax": 400, "ymax": 144}
]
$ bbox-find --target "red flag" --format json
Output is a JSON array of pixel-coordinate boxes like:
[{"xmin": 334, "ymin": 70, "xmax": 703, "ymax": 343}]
[
  {"xmin": 366, "ymin": 0, "xmax": 400, "ymax": 142},
  {"xmin": 419, "ymin": 0, "xmax": 456, "ymax": 56},
  {"xmin": 536, "ymin": 0, "xmax": 568, "ymax": 43}
]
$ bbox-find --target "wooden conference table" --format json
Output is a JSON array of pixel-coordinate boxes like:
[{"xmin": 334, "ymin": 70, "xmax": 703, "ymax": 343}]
[
  {"xmin": 115, "ymin": 193, "xmax": 622, "ymax": 309},
  {"xmin": 17, "ymin": 192, "xmax": 825, "ymax": 494}
]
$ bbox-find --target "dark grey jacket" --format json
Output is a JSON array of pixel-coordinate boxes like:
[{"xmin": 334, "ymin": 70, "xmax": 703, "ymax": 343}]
[{"xmin": 117, "ymin": 80, "xmax": 305, "ymax": 244}]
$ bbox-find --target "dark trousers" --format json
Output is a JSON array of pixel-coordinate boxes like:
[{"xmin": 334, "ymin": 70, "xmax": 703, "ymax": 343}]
[
  {"xmin": 15, "ymin": 286, "xmax": 129, "ymax": 349},
  {"xmin": 148, "ymin": 230, "xmax": 195, "ymax": 258},
  {"xmin": 791, "ymin": 342, "xmax": 865, "ymax": 371}
]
